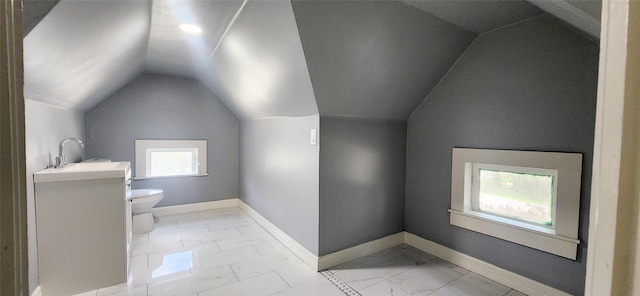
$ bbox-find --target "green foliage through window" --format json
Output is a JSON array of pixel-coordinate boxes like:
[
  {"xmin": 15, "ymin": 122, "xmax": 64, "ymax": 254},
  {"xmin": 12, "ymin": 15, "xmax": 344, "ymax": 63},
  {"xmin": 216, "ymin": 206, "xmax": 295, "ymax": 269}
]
[{"xmin": 477, "ymin": 169, "xmax": 554, "ymax": 226}]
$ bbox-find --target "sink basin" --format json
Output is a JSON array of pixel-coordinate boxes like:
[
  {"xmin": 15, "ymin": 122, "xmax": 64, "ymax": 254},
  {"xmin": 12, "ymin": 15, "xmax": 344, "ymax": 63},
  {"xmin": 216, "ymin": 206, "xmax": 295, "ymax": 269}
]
[{"xmin": 34, "ymin": 161, "xmax": 131, "ymax": 183}]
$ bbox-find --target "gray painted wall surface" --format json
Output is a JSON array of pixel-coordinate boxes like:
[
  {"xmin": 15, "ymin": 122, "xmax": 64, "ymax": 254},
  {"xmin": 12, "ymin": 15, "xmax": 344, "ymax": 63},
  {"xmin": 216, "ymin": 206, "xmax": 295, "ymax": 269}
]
[
  {"xmin": 240, "ymin": 115, "xmax": 320, "ymax": 254},
  {"xmin": 86, "ymin": 73, "xmax": 239, "ymax": 207},
  {"xmin": 405, "ymin": 16, "xmax": 598, "ymax": 295},
  {"xmin": 291, "ymin": 0, "xmax": 475, "ymax": 120},
  {"xmin": 25, "ymin": 100, "xmax": 86, "ymax": 294},
  {"xmin": 319, "ymin": 116, "xmax": 406, "ymax": 255}
]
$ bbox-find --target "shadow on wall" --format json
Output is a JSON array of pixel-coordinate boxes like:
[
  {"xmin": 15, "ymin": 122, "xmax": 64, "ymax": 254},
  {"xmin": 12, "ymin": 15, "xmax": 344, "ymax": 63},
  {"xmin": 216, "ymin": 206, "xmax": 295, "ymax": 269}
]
[{"xmin": 319, "ymin": 116, "xmax": 406, "ymax": 256}]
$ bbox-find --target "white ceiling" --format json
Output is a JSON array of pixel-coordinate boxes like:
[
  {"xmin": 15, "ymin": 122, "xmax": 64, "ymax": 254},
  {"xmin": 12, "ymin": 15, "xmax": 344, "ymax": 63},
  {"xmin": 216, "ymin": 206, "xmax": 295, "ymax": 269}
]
[
  {"xmin": 22, "ymin": 0, "xmax": 601, "ymax": 118},
  {"xmin": 23, "ymin": 0, "xmax": 151, "ymax": 111},
  {"xmin": 144, "ymin": 0, "xmax": 243, "ymax": 78},
  {"xmin": 198, "ymin": 0, "xmax": 319, "ymax": 119},
  {"xmin": 23, "ymin": 0, "xmax": 319, "ymax": 119},
  {"xmin": 22, "ymin": 0, "xmax": 60, "ymax": 37}
]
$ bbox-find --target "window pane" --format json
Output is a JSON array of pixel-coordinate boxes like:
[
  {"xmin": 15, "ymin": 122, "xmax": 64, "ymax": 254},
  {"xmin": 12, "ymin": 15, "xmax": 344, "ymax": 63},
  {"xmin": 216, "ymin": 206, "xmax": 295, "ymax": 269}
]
[
  {"xmin": 148, "ymin": 148, "xmax": 197, "ymax": 176},
  {"xmin": 478, "ymin": 169, "xmax": 554, "ymax": 226}
]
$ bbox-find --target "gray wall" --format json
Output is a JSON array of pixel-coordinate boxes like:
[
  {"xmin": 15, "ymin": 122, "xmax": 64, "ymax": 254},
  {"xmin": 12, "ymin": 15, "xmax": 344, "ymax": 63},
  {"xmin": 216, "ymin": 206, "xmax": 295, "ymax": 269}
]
[
  {"xmin": 86, "ymin": 73, "xmax": 239, "ymax": 207},
  {"xmin": 291, "ymin": 0, "xmax": 475, "ymax": 120},
  {"xmin": 319, "ymin": 116, "xmax": 406, "ymax": 255},
  {"xmin": 240, "ymin": 115, "xmax": 320, "ymax": 254},
  {"xmin": 405, "ymin": 16, "xmax": 598, "ymax": 295},
  {"xmin": 25, "ymin": 100, "xmax": 86, "ymax": 294}
]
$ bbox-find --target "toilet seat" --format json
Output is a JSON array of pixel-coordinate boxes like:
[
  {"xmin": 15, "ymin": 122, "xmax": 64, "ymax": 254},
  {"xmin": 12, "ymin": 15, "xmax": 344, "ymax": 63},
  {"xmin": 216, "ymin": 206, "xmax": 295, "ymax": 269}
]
[{"xmin": 127, "ymin": 189, "xmax": 163, "ymax": 200}]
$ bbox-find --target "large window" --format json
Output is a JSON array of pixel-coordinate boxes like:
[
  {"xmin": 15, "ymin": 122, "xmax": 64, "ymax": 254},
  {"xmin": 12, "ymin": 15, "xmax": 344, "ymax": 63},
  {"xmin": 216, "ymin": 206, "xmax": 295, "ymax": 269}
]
[
  {"xmin": 450, "ymin": 148, "xmax": 582, "ymax": 259},
  {"xmin": 135, "ymin": 140, "xmax": 207, "ymax": 179}
]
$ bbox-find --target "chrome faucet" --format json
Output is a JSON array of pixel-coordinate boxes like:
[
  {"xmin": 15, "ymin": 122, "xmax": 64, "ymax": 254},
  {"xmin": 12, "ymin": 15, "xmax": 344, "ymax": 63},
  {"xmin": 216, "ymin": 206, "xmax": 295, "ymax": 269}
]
[{"xmin": 55, "ymin": 138, "xmax": 85, "ymax": 168}]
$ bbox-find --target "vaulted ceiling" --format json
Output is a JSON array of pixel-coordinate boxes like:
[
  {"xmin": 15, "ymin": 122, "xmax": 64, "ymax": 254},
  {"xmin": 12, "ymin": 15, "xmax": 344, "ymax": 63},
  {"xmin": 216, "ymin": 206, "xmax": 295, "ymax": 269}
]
[
  {"xmin": 292, "ymin": 1, "xmax": 476, "ymax": 120},
  {"xmin": 23, "ymin": 0, "xmax": 150, "ymax": 111},
  {"xmin": 22, "ymin": 0, "xmax": 601, "ymax": 120}
]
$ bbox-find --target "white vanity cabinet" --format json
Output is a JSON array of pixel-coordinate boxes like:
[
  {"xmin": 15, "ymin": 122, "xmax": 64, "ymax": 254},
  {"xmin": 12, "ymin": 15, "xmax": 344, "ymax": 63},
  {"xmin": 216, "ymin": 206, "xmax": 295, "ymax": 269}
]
[{"xmin": 34, "ymin": 162, "xmax": 132, "ymax": 296}]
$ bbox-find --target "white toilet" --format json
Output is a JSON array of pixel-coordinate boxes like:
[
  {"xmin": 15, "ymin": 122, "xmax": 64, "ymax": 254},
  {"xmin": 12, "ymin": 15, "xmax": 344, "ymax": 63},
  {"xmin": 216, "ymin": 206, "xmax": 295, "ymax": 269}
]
[{"xmin": 128, "ymin": 189, "xmax": 164, "ymax": 234}]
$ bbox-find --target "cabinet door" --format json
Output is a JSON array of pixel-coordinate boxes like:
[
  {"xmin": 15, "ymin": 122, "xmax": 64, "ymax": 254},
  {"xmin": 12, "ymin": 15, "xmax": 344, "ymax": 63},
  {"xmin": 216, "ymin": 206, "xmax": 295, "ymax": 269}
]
[{"xmin": 35, "ymin": 178, "xmax": 127, "ymax": 295}]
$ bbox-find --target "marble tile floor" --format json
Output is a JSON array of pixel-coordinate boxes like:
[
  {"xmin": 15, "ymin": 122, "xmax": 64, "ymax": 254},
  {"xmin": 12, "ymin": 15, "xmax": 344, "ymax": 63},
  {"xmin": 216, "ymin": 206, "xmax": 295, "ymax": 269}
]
[{"xmin": 73, "ymin": 207, "xmax": 527, "ymax": 296}]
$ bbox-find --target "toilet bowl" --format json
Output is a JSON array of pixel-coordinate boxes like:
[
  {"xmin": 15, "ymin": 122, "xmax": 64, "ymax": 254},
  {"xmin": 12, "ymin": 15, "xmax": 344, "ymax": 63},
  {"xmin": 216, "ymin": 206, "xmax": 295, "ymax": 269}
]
[{"xmin": 127, "ymin": 189, "xmax": 164, "ymax": 234}]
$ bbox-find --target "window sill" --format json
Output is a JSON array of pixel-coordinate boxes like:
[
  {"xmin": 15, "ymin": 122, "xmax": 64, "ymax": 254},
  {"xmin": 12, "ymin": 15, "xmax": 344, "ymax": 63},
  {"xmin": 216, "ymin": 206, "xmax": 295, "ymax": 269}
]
[
  {"xmin": 449, "ymin": 209, "xmax": 579, "ymax": 260},
  {"xmin": 133, "ymin": 173, "xmax": 209, "ymax": 181}
]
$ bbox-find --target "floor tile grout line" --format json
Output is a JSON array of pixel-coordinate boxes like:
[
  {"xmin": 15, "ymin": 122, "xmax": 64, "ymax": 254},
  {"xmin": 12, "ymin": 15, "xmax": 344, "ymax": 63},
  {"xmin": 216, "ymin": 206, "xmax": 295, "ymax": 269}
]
[
  {"xmin": 428, "ymin": 286, "xmax": 463, "ymax": 296},
  {"xmin": 274, "ymin": 270, "xmax": 293, "ymax": 289},
  {"xmin": 229, "ymin": 264, "xmax": 241, "ymax": 283},
  {"xmin": 251, "ymin": 243, "xmax": 264, "ymax": 257},
  {"xmin": 439, "ymin": 270, "xmax": 467, "ymax": 293}
]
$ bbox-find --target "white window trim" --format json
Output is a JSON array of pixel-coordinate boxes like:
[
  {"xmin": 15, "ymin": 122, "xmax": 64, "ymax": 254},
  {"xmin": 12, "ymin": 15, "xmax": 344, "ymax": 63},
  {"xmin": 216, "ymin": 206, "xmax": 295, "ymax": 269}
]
[
  {"xmin": 450, "ymin": 148, "xmax": 582, "ymax": 260},
  {"xmin": 134, "ymin": 140, "xmax": 208, "ymax": 180}
]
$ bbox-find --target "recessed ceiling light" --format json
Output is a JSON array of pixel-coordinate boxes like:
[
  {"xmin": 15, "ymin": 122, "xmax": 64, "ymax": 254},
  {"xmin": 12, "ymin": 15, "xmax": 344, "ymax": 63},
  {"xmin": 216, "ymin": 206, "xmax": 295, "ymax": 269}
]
[{"xmin": 179, "ymin": 24, "xmax": 202, "ymax": 34}]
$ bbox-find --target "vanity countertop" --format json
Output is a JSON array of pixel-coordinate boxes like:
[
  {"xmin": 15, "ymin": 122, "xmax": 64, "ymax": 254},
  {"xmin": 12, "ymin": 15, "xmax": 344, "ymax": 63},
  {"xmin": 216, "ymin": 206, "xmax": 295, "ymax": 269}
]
[{"xmin": 34, "ymin": 161, "xmax": 131, "ymax": 183}]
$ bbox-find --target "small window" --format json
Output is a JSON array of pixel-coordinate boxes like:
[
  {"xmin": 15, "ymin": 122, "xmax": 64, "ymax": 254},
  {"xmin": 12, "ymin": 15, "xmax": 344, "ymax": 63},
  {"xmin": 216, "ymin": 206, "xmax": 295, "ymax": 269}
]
[
  {"xmin": 135, "ymin": 140, "xmax": 207, "ymax": 180},
  {"xmin": 450, "ymin": 148, "xmax": 582, "ymax": 260},
  {"xmin": 472, "ymin": 164, "xmax": 557, "ymax": 227}
]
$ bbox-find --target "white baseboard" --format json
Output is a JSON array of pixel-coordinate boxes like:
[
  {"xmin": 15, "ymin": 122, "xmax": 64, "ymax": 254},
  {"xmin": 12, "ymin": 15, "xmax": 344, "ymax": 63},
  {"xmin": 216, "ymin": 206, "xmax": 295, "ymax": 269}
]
[
  {"xmin": 318, "ymin": 232, "xmax": 405, "ymax": 271},
  {"xmin": 31, "ymin": 286, "xmax": 42, "ymax": 296},
  {"xmin": 237, "ymin": 201, "xmax": 404, "ymax": 272},
  {"xmin": 404, "ymin": 232, "xmax": 571, "ymax": 296},
  {"xmin": 152, "ymin": 198, "xmax": 239, "ymax": 216},
  {"xmin": 237, "ymin": 200, "xmax": 320, "ymax": 270}
]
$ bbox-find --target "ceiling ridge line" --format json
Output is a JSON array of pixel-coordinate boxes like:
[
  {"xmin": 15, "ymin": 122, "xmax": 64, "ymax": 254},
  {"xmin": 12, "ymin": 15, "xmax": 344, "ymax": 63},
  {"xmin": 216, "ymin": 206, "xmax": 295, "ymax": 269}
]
[
  {"xmin": 407, "ymin": 36, "xmax": 478, "ymax": 121},
  {"xmin": 478, "ymin": 13, "xmax": 545, "ymax": 37},
  {"xmin": 207, "ymin": 0, "xmax": 248, "ymax": 61},
  {"xmin": 395, "ymin": 0, "xmax": 472, "ymax": 34}
]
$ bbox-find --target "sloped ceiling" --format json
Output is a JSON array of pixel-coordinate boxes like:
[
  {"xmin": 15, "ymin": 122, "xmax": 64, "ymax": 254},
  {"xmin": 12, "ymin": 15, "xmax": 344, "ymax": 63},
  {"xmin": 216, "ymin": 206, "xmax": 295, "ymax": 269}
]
[
  {"xmin": 401, "ymin": 0, "xmax": 600, "ymax": 38},
  {"xmin": 199, "ymin": 0, "xmax": 318, "ymax": 119},
  {"xmin": 527, "ymin": 0, "xmax": 601, "ymax": 38},
  {"xmin": 400, "ymin": 0, "xmax": 541, "ymax": 33},
  {"xmin": 144, "ymin": 0, "xmax": 243, "ymax": 78},
  {"xmin": 22, "ymin": 0, "xmax": 60, "ymax": 37},
  {"xmin": 22, "ymin": 0, "xmax": 601, "ymax": 118},
  {"xmin": 23, "ymin": 0, "xmax": 151, "ymax": 111},
  {"xmin": 566, "ymin": 0, "xmax": 602, "ymax": 19},
  {"xmin": 23, "ymin": 0, "xmax": 317, "ymax": 119},
  {"xmin": 292, "ymin": 0, "xmax": 476, "ymax": 120}
]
